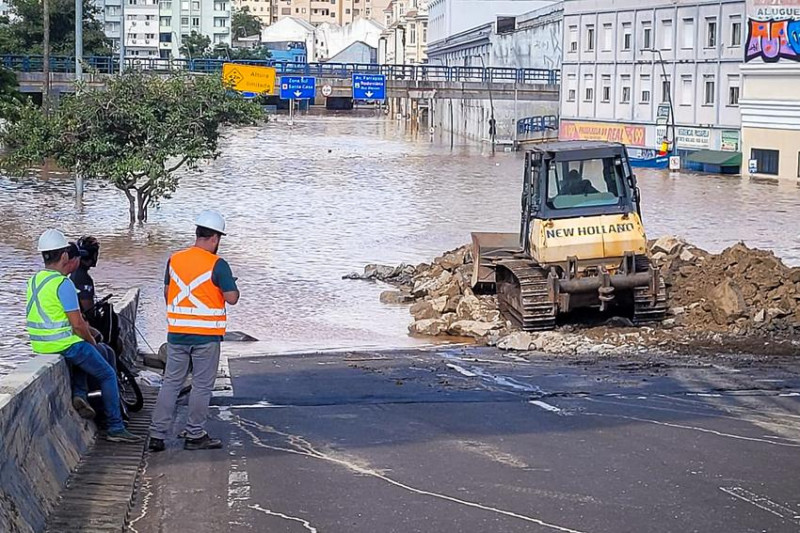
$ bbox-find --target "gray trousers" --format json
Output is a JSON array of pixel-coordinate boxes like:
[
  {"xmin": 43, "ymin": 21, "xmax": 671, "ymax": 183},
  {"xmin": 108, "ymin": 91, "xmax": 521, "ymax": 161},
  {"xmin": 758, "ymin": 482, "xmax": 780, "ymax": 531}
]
[{"xmin": 149, "ymin": 342, "xmax": 220, "ymax": 440}]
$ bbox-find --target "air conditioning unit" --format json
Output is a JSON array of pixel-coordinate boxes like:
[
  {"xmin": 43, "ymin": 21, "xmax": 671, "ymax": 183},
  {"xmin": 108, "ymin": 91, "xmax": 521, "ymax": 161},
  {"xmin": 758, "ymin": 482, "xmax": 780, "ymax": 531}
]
[
  {"xmin": 146, "ymin": 39, "xmax": 152, "ymax": 44},
  {"xmin": 131, "ymin": 39, "xmax": 138, "ymax": 43},
  {"xmin": 145, "ymin": 21, "xmax": 151, "ymax": 26},
  {"xmin": 131, "ymin": 20, "xmax": 137, "ymax": 25}
]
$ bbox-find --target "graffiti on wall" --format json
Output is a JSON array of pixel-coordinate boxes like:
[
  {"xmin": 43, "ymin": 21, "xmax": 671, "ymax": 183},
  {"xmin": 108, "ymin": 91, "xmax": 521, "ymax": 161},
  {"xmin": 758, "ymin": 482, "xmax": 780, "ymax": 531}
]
[{"xmin": 745, "ymin": 18, "xmax": 800, "ymax": 61}]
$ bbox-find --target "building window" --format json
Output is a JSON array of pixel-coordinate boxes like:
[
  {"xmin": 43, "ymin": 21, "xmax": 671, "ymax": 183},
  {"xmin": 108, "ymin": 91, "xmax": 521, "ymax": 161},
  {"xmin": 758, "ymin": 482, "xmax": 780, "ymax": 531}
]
[
  {"xmin": 601, "ymin": 75, "xmax": 611, "ymax": 102},
  {"xmin": 586, "ymin": 24, "xmax": 595, "ymax": 51},
  {"xmin": 704, "ymin": 76, "xmax": 715, "ymax": 105},
  {"xmin": 728, "ymin": 78, "xmax": 740, "ymax": 106},
  {"xmin": 569, "ymin": 25, "xmax": 578, "ymax": 53},
  {"xmin": 191, "ymin": 16, "xmax": 199, "ymax": 26},
  {"xmin": 730, "ymin": 17, "xmax": 742, "ymax": 46},
  {"xmin": 680, "ymin": 75, "xmax": 692, "ymax": 106},
  {"xmin": 181, "ymin": 0, "xmax": 188, "ymax": 9},
  {"xmin": 584, "ymin": 74, "xmax": 594, "ymax": 102},
  {"xmin": 214, "ymin": 17, "xmax": 227, "ymax": 26},
  {"xmin": 602, "ymin": 23, "xmax": 612, "ymax": 51},
  {"xmin": 662, "ymin": 78, "xmax": 671, "ymax": 103},
  {"xmin": 641, "ymin": 74, "xmax": 651, "ymax": 103},
  {"xmin": 622, "ymin": 23, "xmax": 632, "ymax": 51},
  {"xmin": 191, "ymin": 0, "xmax": 199, "ymax": 8},
  {"xmin": 410, "ymin": 23, "xmax": 416, "ymax": 44},
  {"xmin": 181, "ymin": 16, "xmax": 189, "ymax": 25},
  {"xmin": 661, "ymin": 19, "xmax": 673, "ymax": 50},
  {"xmin": 752, "ymin": 149, "xmax": 779, "ymax": 175},
  {"xmin": 567, "ymin": 74, "xmax": 577, "ymax": 102},
  {"xmin": 682, "ymin": 18, "xmax": 694, "ymax": 49},
  {"xmin": 160, "ymin": 16, "xmax": 171, "ymax": 26},
  {"xmin": 706, "ymin": 18, "xmax": 717, "ymax": 48},
  {"xmin": 620, "ymin": 75, "xmax": 631, "ymax": 103},
  {"xmin": 642, "ymin": 23, "xmax": 652, "ymax": 49}
]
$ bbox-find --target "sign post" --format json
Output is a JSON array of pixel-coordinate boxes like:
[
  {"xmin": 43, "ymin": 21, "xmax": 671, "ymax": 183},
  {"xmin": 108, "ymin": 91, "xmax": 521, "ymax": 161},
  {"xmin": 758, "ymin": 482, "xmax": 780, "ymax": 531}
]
[
  {"xmin": 279, "ymin": 76, "xmax": 316, "ymax": 127},
  {"xmin": 352, "ymin": 73, "xmax": 386, "ymax": 101}
]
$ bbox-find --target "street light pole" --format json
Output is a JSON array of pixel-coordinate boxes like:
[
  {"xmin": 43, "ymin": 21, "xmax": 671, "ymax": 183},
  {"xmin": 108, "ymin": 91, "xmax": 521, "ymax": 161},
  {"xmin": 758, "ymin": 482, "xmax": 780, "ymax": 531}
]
[
  {"xmin": 643, "ymin": 48, "xmax": 675, "ymax": 154},
  {"xmin": 475, "ymin": 54, "xmax": 495, "ymax": 155},
  {"xmin": 119, "ymin": 0, "xmax": 125, "ymax": 73},
  {"xmin": 75, "ymin": 0, "xmax": 83, "ymax": 81}
]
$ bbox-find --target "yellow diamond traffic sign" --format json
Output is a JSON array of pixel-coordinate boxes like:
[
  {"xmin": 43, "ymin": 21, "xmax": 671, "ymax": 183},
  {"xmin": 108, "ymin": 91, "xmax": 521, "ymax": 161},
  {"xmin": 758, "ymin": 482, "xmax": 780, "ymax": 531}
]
[{"xmin": 222, "ymin": 63, "xmax": 277, "ymax": 95}]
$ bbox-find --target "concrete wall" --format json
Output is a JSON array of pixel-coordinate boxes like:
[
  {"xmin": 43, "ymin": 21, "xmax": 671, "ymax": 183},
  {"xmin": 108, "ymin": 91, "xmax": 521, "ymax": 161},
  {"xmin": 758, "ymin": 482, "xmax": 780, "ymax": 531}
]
[
  {"xmin": 0, "ymin": 288, "xmax": 140, "ymax": 533},
  {"xmin": 432, "ymin": 97, "xmax": 559, "ymax": 144}
]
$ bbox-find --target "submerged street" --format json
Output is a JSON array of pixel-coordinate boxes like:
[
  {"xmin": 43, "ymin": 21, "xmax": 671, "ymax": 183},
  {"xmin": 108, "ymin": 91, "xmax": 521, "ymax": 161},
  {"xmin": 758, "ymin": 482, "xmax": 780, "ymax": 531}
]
[
  {"xmin": 3, "ymin": 114, "xmax": 800, "ymax": 374},
  {"xmin": 130, "ymin": 345, "xmax": 800, "ymax": 532}
]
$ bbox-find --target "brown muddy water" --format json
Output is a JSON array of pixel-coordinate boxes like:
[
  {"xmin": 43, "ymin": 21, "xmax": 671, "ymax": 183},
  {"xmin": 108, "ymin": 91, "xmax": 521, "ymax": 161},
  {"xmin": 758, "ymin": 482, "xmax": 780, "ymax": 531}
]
[{"xmin": 2, "ymin": 113, "xmax": 800, "ymax": 374}]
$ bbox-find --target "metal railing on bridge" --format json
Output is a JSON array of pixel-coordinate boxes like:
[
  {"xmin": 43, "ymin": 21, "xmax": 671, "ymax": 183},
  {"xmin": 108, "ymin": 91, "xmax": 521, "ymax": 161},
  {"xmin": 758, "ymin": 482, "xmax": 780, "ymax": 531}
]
[{"xmin": 2, "ymin": 55, "xmax": 560, "ymax": 86}]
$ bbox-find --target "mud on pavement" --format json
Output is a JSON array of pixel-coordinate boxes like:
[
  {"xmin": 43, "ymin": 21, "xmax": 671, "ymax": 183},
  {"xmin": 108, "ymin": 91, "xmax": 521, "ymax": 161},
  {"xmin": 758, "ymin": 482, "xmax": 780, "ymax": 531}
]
[{"xmin": 345, "ymin": 237, "xmax": 800, "ymax": 357}]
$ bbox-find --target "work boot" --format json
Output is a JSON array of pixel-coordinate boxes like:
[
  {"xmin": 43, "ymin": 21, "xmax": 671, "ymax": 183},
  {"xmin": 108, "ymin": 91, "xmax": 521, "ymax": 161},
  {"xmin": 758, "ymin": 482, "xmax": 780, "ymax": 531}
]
[
  {"xmin": 148, "ymin": 437, "xmax": 165, "ymax": 453},
  {"xmin": 184, "ymin": 434, "xmax": 223, "ymax": 450},
  {"xmin": 72, "ymin": 396, "xmax": 96, "ymax": 420},
  {"xmin": 106, "ymin": 429, "xmax": 144, "ymax": 444}
]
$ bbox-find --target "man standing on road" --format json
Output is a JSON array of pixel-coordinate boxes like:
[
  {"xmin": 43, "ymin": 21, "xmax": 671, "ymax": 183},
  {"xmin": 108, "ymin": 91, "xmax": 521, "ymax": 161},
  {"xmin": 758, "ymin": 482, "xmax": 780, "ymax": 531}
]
[
  {"xmin": 26, "ymin": 230, "xmax": 141, "ymax": 444},
  {"xmin": 149, "ymin": 210, "xmax": 240, "ymax": 452}
]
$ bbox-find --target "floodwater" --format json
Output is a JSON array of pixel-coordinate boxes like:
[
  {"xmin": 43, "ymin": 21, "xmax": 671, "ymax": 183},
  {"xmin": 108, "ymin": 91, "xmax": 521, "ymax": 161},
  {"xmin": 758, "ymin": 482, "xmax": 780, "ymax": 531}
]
[{"xmin": 2, "ymin": 112, "xmax": 800, "ymax": 375}]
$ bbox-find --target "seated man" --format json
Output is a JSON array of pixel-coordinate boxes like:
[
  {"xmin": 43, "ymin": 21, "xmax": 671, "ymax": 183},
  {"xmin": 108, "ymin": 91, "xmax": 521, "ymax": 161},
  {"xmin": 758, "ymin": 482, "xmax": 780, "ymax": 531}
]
[
  {"xmin": 563, "ymin": 169, "xmax": 599, "ymax": 195},
  {"xmin": 26, "ymin": 229, "xmax": 141, "ymax": 444}
]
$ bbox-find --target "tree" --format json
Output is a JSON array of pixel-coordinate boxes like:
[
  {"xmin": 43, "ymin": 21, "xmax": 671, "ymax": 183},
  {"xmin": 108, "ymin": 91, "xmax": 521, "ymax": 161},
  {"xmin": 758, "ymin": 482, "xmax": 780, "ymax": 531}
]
[
  {"xmin": 0, "ymin": 0, "xmax": 110, "ymax": 56},
  {"xmin": 180, "ymin": 31, "xmax": 211, "ymax": 59},
  {"xmin": 232, "ymin": 6, "xmax": 263, "ymax": 40},
  {"xmin": 207, "ymin": 42, "xmax": 271, "ymax": 60},
  {"xmin": 0, "ymin": 72, "xmax": 264, "ymax": 223}
]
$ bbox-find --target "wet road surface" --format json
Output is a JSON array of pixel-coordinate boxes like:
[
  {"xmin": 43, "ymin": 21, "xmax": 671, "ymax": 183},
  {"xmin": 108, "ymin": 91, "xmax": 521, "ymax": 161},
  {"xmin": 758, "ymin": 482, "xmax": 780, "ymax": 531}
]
[
  {"xmin": 131, "ymin": 346, "xmax": 800, "ymax": 533},
  {"xmin": 3, "ymin": 113, "xmax": 800, "ymax": 374}
]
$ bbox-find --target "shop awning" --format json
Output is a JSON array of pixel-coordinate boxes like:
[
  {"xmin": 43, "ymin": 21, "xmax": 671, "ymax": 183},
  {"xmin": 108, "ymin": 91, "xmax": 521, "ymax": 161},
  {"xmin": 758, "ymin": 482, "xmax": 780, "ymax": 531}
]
[{"xmin": 686, "ymin": 150, "xmax": 742, "ymax": 167}]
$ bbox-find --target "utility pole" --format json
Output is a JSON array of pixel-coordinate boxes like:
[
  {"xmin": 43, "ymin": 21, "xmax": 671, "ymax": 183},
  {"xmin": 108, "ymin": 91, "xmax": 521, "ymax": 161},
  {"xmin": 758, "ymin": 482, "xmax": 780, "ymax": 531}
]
[
  {"xmin": 42, "ymin": 0, "xmax": 51, "ymax": 113},
  {"xmin": 75, "ymin": 0, "xmax": 83, "ymax": 81},
  {"xmin": 119, "ymin": 0, "xmax": 125, "ymax": 73}
]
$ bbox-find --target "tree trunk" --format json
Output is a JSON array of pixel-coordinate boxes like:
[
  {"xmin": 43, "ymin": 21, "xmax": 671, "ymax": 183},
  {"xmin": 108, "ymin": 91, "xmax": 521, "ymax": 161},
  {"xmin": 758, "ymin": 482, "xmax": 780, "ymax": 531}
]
[
  {"xmin": 136, "ymin": 189, "xmax": 149, "ymax": 222},
  {"xmin": 124, "ymin": 189, "xmax": 135, "ymax": 224},
  {"xmin": 42, "ymin": 0, "xmax": 51, "ymax": 113}
]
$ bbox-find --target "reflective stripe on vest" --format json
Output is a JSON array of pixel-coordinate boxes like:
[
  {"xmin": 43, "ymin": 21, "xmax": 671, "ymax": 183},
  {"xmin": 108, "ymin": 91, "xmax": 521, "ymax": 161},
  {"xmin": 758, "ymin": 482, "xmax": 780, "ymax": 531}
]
[
  {"xmin": 26, "ymin": 271, "xmax": 82, "ymax": 354},
  {"xmin": 166, "ymin": 247, "xmax": 227, "ymax": 336}
]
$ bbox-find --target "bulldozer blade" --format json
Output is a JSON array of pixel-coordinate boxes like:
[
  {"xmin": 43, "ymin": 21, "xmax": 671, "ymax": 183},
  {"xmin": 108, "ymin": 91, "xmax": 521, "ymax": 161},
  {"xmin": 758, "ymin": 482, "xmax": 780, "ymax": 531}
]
[{"xmin": 471, "ymin": 232, "xmax": 523, "ymax": 289}]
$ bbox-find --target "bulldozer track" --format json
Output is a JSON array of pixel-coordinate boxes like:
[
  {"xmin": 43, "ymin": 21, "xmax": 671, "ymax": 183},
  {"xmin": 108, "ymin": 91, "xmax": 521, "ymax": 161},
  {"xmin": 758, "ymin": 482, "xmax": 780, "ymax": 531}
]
[
  {"xmin": 496, "ymin": 260, "xmax": 557, "ymax": 331},
  {"xmin": 633, "ymin": 256, "xmax": 668, "ymax": 324}
]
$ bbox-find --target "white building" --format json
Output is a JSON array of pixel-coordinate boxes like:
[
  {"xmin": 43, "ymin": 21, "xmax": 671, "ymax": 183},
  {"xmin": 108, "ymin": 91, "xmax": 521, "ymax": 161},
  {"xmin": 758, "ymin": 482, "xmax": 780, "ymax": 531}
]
[
  {"xmin": 378, "ymin": 0, "xmax": 428, "ymax": 64},
  {"xmin": 740, "ymin": 0, "xmax": 800, "ymax": 179},
  {"xmin": 271, "ymin": 0, "xmax": 391, "ymax": 26},
  {"xmin": 427, "ymin": 0, "xmax": 553, "ymax": 45},
  {"xmin": 560, "ymin": 0, "xmax": 745, "ymax": 166},
  {"xmin": 316, "ymin": 18, "xmax": 384, "ymax": 59},
  {"xmin": 158, "ymin": 0, "xmax": 233, "ymax": 58},
  {"xmin": 126, "ymin": 0, "xmax": 160, "ymax": 59},
  {"xmin": 261, "ymin": 16, "xmax": 318, "ymax": 58}
]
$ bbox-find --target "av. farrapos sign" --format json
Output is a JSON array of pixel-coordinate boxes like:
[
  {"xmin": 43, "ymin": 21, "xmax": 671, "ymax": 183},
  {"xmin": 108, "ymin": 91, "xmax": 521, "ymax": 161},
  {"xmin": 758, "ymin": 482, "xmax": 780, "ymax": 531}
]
[{"xmin": 746, "ymin": 0, "xmax": 800, "ymax": 62}]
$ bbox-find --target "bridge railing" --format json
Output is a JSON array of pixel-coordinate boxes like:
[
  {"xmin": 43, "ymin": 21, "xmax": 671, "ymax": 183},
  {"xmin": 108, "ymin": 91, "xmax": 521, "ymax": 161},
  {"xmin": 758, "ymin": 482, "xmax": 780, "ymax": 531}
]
[{"xmin": 2, "ymin": 55, "xmax": 560, "ymax": 86}]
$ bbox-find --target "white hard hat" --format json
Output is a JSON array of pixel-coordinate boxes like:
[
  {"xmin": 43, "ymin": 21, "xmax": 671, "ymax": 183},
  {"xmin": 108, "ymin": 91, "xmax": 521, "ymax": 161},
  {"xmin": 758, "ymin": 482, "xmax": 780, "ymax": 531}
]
[
  {"xmin": 37, "ymin": 229, "xmax": 69, "ymax": 252},
  {"xmin": 195, "ymin": 210, "xmax": 226, "ymax": 235}
]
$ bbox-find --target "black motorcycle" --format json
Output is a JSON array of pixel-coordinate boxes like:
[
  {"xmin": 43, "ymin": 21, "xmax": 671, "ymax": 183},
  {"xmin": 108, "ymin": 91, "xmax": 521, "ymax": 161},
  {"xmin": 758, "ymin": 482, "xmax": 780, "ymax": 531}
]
[{"xmin": 86, "ymin": 294, "xmax": 144, "ymax": 415}]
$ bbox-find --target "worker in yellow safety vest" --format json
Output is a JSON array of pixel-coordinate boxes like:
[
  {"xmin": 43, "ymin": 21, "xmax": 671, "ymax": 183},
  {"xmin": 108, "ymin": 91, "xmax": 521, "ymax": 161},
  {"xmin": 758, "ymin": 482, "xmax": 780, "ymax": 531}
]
[
  {"xmin": 149, "ymin": 210, "xmax": 240, "ymax": 452},
  {"xmin": 26, "ymin": 230, "xmax": 142, "ymax": 443}
]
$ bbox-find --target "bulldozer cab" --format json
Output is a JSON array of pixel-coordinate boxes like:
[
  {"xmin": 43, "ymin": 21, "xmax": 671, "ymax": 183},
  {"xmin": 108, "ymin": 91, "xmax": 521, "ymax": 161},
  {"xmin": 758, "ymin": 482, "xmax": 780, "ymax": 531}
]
[{"xmin": 520, "ymin": 141, "xmax": 641, "ymax": 255}]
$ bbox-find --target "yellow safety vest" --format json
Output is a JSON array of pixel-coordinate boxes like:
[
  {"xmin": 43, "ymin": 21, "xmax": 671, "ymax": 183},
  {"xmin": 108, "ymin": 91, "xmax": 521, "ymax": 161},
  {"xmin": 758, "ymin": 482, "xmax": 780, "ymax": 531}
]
[{"xmin": 25, "ymin": 270, "xmax": 82, "ymax": 354}]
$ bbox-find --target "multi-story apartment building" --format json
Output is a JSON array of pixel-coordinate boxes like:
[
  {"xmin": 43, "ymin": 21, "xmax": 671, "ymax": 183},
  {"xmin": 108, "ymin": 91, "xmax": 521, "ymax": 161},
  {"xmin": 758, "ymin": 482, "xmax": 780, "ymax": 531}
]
[
  {"xmin": 234, "ymin": 0, "xmax": 272, "ymax": 25},
  {"xmin": 740, "ymin": 0, "xmax": 800, "ymax": 179},
  {"xmin": 158, "ymin": 0, "xmax": 232, "ymax": 58},
  {"xmin": 379, "ymin": 0, "xmax": 428, "ymax": 64},
  {"xmin": 271, "ymin": 0, "xmax": 390, "ymax": 25},
  {"xmin": 100, "ymin": 0, "xmax": 124, "ymax": 51},
  {"xmin": 560, "ymin": 0, "xmax": 745, "ymax": 166},
  {"xmin": 126, "ymin": 0, "xmax": 160, "ymax": 59}
]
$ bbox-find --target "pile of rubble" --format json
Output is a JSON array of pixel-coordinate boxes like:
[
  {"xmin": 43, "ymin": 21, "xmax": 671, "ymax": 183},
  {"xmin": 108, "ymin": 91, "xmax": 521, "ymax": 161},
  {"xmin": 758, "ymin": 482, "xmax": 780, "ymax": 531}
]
[{"xmin": 345, "ymin": 237, "xmax": 800, "ymax": 355}]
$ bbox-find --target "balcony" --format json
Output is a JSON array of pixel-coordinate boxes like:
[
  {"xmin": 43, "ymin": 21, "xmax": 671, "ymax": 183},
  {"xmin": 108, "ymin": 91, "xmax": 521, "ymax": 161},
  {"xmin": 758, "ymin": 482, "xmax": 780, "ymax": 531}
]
[{"xmin": 213, "ymin": 26, "xmax": 229, "ymax": 34}]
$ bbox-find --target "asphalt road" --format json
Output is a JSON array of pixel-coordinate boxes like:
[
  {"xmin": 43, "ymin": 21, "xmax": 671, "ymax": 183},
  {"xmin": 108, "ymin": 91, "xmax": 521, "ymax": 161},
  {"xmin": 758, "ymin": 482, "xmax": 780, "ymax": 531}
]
[{"xmin": 129, "ymin": 347, "xmax": 800, "ymax": 533}]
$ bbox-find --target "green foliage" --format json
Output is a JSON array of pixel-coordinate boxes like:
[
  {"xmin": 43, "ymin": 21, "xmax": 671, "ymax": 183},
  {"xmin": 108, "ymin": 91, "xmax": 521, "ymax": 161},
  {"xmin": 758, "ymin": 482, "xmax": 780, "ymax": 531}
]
[
  {"xmin": 207, "ymin": 43, "xmax": 271, "ymax": 60},
  {"xmin": 1, "ymin": 72, "xmax": 264, "ymax": 222},
  {"xmin": 0, "ymin": 66, "xmax": 21, "ymax": 107},
  {"xmin": 0, "ymin": 0, "xmax": 111, "ymax": 55},
  {"xmin": 232, "ymin": 6, "xmax": 263, "ymax": 40},
  {"xmin": 180, "ymin": 31, "xmax": 212, "ymax": 59}
]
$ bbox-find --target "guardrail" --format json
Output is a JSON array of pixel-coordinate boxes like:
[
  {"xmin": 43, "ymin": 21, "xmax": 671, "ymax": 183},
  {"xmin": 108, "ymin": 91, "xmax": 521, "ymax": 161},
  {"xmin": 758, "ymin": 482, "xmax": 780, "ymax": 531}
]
[
  {"xmin": 517, "ymin": 115, "xmax": 559, "ymax": 135},
  {"xmin": 2, "ymin": 55, "xmax": 561, "ymax": 85}
]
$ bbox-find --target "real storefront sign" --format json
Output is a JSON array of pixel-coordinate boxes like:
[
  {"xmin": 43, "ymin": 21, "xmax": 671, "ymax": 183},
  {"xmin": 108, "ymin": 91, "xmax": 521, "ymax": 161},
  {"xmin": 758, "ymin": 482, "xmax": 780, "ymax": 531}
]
[
  {"xmin": 721, "ymin": 130, "xmax": 741, "ymax": 151},
  {"xmin": 656, "ymin": 126, "xmax": 711, "ymax": 150},
  {"xmin": 559, "ymin": 120, "xmax": 646, "ymax": 147}
]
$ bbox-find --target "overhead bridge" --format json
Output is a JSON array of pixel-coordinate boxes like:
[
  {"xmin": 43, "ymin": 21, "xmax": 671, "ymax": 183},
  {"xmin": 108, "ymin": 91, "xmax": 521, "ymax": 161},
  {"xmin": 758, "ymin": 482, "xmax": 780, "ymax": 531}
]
[{"xmin": 4, "ymin": 55, "xmax": 560, "ymax": 102}]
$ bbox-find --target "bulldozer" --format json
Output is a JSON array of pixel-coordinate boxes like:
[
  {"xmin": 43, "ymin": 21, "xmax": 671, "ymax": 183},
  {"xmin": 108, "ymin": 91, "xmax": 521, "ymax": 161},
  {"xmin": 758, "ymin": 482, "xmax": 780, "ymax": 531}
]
[{"xmin": 472, "ymin": 141, "xmax": 667, "ymax": 331}]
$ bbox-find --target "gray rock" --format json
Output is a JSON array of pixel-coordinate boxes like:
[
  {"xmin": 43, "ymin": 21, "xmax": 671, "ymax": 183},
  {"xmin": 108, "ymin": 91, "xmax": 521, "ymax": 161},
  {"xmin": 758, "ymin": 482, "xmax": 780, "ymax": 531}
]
[
  {"xmin": 224, "ymin": 331, "xmax": 258, "ymax": 342},
  {"xmin": 652, "ymin": 236, "xmax": 686, "ymax": 256},
  {"xmin": 709, "ymin": 279, "xmax": 747, "ymax": 325},
  {"xmin": 496, "ymin": 331, "xmax": 536, "ymax": 351},
  {"xmin": 408, "ymin": 318, "xmax": 449, "ymax": 336},
  {"xmin": 379, "ymin": 291, "xmax": 413, "ymax": 305}
]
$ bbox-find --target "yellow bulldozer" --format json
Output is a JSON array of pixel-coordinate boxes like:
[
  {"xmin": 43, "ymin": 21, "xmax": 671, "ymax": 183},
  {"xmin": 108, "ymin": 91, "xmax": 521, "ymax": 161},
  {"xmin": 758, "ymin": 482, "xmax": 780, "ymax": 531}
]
[{"xmin": 472, "ymin": 141, "xmax": 667, "ymax": 331}]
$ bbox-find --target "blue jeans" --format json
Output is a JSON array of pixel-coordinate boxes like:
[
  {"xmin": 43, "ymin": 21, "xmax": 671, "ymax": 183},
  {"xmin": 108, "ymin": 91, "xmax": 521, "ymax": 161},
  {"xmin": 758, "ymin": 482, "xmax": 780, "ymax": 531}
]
[{"xmin": 63, "ymin": 341, "xmax": 124, "ymax": 432}]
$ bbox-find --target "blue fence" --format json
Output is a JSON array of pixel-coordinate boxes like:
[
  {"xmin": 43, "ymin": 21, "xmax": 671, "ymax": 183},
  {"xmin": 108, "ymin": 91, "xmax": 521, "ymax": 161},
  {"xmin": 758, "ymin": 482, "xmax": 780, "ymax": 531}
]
[
  {"xmin": 517, "ymin": 115, "xmax": 559, "ymax": 135},
  {"xmin": 2, "ymin": 55, "xmax": 560, "ymax": 85}
]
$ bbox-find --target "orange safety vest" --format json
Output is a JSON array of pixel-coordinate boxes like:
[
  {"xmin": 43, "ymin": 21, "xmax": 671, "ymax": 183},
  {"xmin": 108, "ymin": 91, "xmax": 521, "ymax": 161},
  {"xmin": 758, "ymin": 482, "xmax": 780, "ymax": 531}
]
[{"xmin": 166, "ymin": 247, "xmax": 227, "ymax": 336}]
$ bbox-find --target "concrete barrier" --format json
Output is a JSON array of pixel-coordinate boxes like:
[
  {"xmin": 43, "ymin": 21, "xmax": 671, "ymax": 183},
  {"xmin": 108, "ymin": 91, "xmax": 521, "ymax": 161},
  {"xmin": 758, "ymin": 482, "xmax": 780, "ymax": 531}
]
[{"xmin": 0, "ymin": 288, "xmax": 141, "ymax": 533}]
